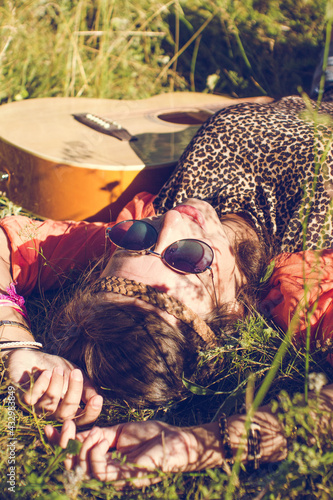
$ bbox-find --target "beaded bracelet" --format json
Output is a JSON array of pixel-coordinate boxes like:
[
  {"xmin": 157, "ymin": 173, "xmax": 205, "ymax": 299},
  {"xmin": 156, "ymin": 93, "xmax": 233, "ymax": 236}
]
[
  {"xmin": 218, "ymin": 413, "xmax": 234, "ymax": 467},
  {"xmin": 0, "ymin": 320, "xmax": 42, "ymax": 351},
  {"xmin": 0, "ymin": 340, "xmax": 43, "ymax": 351},
  {"xmin": 247, "ymin": 421, "xmax": 261, "ymax": 471}
]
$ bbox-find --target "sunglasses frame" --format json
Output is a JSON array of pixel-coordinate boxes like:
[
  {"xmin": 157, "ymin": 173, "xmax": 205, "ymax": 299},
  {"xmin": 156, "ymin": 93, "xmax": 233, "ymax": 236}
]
[{"xmin": 106, "ymin": 219, "xmax": 215, "ymax": 275}]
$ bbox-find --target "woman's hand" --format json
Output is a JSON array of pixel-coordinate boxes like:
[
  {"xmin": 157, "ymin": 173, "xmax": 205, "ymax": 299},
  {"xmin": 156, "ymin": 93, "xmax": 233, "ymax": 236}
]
[
  {"xmin": 44, "ymin": 406, "xmax": 290, "ymax": 488},
  {"xmin": 45, "ymin": 419, "xmax": 221, "ymax": 488},
  {"xmin": 6, "ymin": 349, "xmax": 103, "ymax": 425}
]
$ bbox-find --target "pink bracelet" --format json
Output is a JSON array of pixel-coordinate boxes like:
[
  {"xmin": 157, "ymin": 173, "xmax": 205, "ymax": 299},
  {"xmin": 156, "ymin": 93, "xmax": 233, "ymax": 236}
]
[
  {"xmin": 0, "ymin": 299, "xmax": 25, "ymax": 315},
  {"xmin": 0, "ymin": 282, "xmax": 30, "ymax": 324}
]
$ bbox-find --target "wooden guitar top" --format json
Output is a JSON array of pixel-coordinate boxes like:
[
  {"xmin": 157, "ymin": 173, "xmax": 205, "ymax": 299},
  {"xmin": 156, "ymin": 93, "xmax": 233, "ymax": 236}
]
[
  {"xmin": 0, "ymin": 93, "xmax": 273, "ymax": 171},
  {"xmin": 0, "ymin": 93, "xmax": 273, "ymax": 220}
]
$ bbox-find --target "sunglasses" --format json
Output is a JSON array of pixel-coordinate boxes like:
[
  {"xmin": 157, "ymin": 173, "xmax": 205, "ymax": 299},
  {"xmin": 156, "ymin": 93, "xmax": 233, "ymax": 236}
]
[{"xmin": 106, "ymin": 219, "xmax": 214, "ymax": 274}]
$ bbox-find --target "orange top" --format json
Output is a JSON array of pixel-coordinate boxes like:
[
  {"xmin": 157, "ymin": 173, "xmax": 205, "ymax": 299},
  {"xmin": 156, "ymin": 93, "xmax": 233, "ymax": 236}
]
[
  {"xmin": 0, "ymin": 192, "xmax": 156, "ymax": 295},
  {"xmin": 261, "ymin": 250, "xmax": 333, "ymax": 363}
]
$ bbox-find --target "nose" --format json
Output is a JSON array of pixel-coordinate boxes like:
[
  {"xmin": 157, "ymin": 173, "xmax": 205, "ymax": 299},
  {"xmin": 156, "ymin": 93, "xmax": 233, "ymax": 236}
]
[{"xmin": 153, "ymin": 210, "xmax": 183, "ymax": 253}]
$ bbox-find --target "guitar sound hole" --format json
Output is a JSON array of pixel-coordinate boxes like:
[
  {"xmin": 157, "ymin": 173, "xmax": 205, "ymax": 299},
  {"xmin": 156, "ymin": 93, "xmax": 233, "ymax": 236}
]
[{"xmin": 157, "ymin": 110, "xmax": 212, "ymax": 125}]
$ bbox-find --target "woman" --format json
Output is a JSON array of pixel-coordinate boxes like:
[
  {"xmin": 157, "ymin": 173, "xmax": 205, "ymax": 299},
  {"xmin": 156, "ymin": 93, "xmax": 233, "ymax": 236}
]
[
  {"xmin": 45, "ymin": 94, "xmax": 333, "ymax": 407},
  {"xmin": 1, "ymin": 193, "xmax": 267, "ymax": 414},
  {"xmin": 2, "ymin": 95, "xmax": 333, "ymax": 424},
  {"xmin": 40, "ymin": 92, "xmax": 333, "ymax": 484}
]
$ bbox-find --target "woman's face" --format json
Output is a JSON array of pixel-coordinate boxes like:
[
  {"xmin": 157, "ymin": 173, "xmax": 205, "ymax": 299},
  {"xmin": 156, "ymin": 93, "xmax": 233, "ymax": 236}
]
[{"xmin": 102, "ymin": 199, "xmax": 242, "ymax": 319}]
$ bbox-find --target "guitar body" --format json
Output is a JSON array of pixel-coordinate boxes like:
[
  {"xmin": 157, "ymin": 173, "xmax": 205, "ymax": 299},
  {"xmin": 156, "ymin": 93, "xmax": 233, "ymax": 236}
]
[{"xmin": 0, "ymin": 93, "xmax": 272, "ymax": 220}]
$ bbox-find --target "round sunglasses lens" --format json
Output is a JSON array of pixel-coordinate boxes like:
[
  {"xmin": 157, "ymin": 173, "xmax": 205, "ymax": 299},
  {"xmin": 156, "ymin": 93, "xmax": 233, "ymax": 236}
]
[
  {"xmin": 108, "ymin": 221, "xmax": 157, "ymax": 250},
  {"xmin": 163, "ymin": 240, "xmax": 213, "ymax": 273}
]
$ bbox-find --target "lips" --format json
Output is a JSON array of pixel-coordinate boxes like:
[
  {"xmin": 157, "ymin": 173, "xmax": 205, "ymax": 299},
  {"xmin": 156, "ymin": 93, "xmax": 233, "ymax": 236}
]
[{"xmin": 173, "ymin": 204, "xmax": 206, "ymax": 229}]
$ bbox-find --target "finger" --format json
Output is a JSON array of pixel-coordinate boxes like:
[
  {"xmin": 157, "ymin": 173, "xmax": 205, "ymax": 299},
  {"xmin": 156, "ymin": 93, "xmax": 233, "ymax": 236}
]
[
  {"xmin": 88, "ymin": 440, "xmax": 161, "ymax": 488},
  {"xmin": 88, "ymin": 439, "xmax": 112, "ymax": 481},
  {"xmin": 79, "ymin": 427, "xmax": 104, "ymax": 460},
  {"xmin": 22, "ymin": 370, "xmax": 53, "ymax": 405},
  {"xmin": 81, "ymin": 375, "xmax": 101, "ymax": 403},
  {"xmin": 97, "ymin": 421, "xmax": 163, "ymax": 451},
  {"xmin": 59, "ymin": 419, "xmax": 77, "ymax": 449},
  {"xmin": 59, "ymin": 420, "xmax": 78, "ymax": 471},
  {"xmin": 75, "ymin": 429, "xmax": 95, "ymax": 441},
  {"xmin": 52, "ymin": 369, "xmax": 84, "ymax": 421},
  {"xmin": 81, "ymin": 423, "xmax": 122, "ymax": 448},
  {"xmin": 44, "ymin": 422, "xmax": 77, "ymax": 471},
  {"xmin": 34, "ymin": 367, "xmax": 65, "ymax": 414},
  {"xmin": 74, "ymin": 394, "xmax": 103, "ymax": 426},
  {"xmin": 74, "ymin": 424, "xmax": 122, "ymax": 451},
  {"xmin": 78, "ymin": 427, "xmax": 104, "ymax": 474},
  {"xmin": 44, "ymin": 424, "xmax": 61, "ymax": 445}
]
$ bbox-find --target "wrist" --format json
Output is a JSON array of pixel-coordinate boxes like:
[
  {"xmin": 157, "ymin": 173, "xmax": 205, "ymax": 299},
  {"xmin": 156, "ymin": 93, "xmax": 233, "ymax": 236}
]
[
  {"xmin": 184, "ymin": 422, "xmax": 225, "ymax": 471},
  {"xmin": 2, "ymin": 345, "xmax": 42, "ymax": 361},
  {"xmin": 0, "ymin": 324, "xmax": 40, "ymax": 359},
  {"xmin": 0, "ymin": 323, "xmax": 36, "ymax": 345},
  {"xmin": 228, "ymin": 409, "xmax": 287, "ymax": 464}
]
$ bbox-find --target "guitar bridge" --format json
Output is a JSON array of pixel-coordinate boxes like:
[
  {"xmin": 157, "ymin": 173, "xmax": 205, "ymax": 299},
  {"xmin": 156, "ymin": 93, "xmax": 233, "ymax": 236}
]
[{"xmin": 72, "ymin": 113, "xmax": 137, "ymax": 141}]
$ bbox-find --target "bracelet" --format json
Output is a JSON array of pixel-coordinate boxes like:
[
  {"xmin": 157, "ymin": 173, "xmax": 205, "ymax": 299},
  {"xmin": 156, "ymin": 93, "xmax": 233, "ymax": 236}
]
[
  {"xmin": 218, "ymin": 413, "xmax": 234, "ymax": 467},
  {"xmin": 0, "ymin": 282, "xmax": 29, "ymax": 323},
  {"xmin": 0, "ymin": 340, "xmax": 43, "ymax": 351},
  {"xmin": 247, "ymin": 421, "xmax": 261, "ymax": 471},
  {"xmin": 1, "ymin": 347, "xmax": 43, "ymax": 352},
  {"xmin": 0, "ymin": 299, "xmax": 25, "ymax": 314},
  {"xmin": 0, "ymin": 300, "xmax": 29, "ymax": 323},
  {"xmin": 0, "ymin": 320, "xmax": 32, "ymax": 335}
]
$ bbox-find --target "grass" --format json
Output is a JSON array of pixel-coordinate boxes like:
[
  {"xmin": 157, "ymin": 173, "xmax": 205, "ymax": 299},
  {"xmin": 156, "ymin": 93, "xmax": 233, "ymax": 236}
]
[
  {"xmin": 0, "ymin": 0, "xmax": 329, "ymax": 102},
  {"xmin": 1, "ymin": 0, "xmax": 333, "ymax": 498}
]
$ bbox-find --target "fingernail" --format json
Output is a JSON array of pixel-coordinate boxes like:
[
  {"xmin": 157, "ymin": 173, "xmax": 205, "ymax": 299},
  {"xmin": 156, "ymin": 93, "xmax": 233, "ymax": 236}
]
[
  {"xmin": 44, "ymin": 370, "xmax": 52, "ymax": 379},
  {"xmin": 92, "ymin": 395, "xmax": 103, "ymax": 408},
  {"xmin": 71, "ymin": 369, "xmax": 83, "ymax": 381},
  {"xmin": 54, "ymin": 366, "xmax": 64, "ymax": 376},
  {"xmin": 90, "ymin": 427, "xmax": 99, "ymax": 436}
]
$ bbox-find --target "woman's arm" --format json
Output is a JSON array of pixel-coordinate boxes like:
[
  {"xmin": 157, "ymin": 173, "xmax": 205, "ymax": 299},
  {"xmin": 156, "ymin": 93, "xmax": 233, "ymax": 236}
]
[
  {"xmin": 0, "ymin": 228, "xmax": 103, "ymax": 424},
  {"xmin": 44, "ymin": 403, "xmax": 288, "ymax": 488},
  {"xmin": 45, "ymin": 383, "xmax": 333, "ymax": 487}
]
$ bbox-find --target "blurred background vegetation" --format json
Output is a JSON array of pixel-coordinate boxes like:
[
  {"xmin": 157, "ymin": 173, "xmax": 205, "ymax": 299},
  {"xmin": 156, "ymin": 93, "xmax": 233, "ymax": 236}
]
[{"xmin": 0, "ymin": 0, "xmax": 329, "ymax": 104}]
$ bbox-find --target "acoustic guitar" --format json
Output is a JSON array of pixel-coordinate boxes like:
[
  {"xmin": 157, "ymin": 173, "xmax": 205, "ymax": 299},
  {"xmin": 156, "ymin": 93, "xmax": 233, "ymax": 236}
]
[{"xmin": 0, "ymin": 93, "xmax": 272, "ymax": 221}]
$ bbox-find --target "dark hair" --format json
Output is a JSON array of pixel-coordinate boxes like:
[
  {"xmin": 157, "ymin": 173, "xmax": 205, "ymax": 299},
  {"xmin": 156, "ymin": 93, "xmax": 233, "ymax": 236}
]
[
  {"xmin": 49, "ymin": 235, "xmax": 271, "ymax": 407},
  {"xmin": 49, "ymin": 289, "xmax": 200, "ymax": 405},
  {"xmin": 235, "ymin": 237, "xmax": 273, "ymax": 310},
  {"xmin": 204, "ymin": 235, "xmax": 272, "ymax": 332}
]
